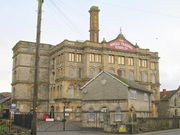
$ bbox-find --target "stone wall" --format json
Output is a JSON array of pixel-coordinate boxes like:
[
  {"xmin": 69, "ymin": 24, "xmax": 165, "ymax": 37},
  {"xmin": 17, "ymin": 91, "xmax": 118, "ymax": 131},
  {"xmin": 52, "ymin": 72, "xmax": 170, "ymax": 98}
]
[{"xmin": 137, "ymin": 117, "xmax": 180, "ymax": 132}]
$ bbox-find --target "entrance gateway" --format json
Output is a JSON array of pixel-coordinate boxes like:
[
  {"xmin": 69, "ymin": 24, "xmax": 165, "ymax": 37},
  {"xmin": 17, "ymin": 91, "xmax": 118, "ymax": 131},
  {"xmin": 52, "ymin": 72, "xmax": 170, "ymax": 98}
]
[{"xmin": 37, "ymin": 112, "xmax": 103, "ymax": 132}]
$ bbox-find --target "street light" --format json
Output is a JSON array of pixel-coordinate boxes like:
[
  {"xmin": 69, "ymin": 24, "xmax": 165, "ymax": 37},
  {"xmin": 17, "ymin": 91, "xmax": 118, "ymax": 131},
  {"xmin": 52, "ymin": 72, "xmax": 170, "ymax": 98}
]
[{"xmin": 61, "ymin": 98, "xmax": 70, "ymax": 131}]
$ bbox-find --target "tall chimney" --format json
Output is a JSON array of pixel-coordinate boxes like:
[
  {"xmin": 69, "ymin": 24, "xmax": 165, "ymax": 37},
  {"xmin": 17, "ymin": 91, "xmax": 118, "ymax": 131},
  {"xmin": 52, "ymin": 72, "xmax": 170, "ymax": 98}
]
[{"xmin": 89, "ymin": 6, "xmax": 100, "ymax": 43}]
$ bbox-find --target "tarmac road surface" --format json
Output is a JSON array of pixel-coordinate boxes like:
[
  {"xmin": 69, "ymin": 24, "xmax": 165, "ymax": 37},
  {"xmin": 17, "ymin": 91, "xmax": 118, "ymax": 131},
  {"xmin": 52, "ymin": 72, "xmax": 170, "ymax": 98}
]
[{"xmin": 37, "ymin": 128, "xmax": 180, "ymax": 135}]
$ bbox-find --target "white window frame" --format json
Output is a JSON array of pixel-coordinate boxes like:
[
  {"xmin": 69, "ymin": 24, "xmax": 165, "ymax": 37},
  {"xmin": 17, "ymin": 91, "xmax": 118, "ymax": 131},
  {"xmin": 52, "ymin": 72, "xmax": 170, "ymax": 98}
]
[
  {"xmin": 89, "ymin": 108, "xmax": 95, "ymax": 121},
  {"xmin": 129, "ymin": 90, "xmax": 137, "ymax": 99},
  {"xmin": 115, "ymin": 108, "xmax": 121, "ymax": 121}
]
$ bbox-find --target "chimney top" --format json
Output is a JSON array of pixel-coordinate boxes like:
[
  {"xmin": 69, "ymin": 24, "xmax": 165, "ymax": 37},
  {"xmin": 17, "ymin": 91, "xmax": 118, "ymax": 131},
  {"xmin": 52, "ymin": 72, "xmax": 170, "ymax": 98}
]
[
  {"xmin": 89, "ymin": 6, "xmax": 100, "ymax": 12},
  {"xmin": 162, "ymin": 89, "xmax": 167, "ymax": 96}
]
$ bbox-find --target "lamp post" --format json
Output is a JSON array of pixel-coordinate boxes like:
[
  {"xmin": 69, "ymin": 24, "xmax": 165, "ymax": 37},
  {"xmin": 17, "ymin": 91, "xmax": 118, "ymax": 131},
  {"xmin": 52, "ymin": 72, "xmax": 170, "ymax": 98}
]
[{"xmin": 62, "ymin": 98, "xmax": 70, "ymax": 131}]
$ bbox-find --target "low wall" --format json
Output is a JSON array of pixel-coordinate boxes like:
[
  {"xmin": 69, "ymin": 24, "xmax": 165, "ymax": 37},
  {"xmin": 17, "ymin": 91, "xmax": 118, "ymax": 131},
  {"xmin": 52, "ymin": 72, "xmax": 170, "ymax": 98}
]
[{"xmin": 137, "ymin": 117, "xmax": 180, "ymax": 132}]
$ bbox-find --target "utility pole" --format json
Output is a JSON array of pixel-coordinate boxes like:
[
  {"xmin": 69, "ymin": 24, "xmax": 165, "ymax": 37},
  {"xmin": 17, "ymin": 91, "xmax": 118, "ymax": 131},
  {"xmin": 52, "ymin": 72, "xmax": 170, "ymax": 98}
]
[{"xmin": 31, "ymin": 0, "xmax": 43, "ymax": 135}]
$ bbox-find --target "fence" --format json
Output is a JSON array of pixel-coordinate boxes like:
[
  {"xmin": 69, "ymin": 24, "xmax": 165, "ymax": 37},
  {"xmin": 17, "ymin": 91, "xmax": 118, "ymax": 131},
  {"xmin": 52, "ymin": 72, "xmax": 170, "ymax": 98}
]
[
  {"xmin": 14, "ymin": 113, "xmax": 33, "ymax": 129},
  {"xmin": 0, "ymin": 119, "xmax": 12, "ymax": 134},
  {"xmin": 13, "ymin": 112, "xmax": 180, "ymax": 133}
]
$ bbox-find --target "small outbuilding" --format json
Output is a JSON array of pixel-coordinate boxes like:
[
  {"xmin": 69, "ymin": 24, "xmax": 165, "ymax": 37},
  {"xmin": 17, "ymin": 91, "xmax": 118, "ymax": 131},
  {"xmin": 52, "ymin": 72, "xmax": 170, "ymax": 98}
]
[
  {"xmin": 81, "ymin": 71, "xmax": 152, "ymax": 129},
  {"xmin": 158, "ymin": 87, "xmax": 180, "ymax": 117}
]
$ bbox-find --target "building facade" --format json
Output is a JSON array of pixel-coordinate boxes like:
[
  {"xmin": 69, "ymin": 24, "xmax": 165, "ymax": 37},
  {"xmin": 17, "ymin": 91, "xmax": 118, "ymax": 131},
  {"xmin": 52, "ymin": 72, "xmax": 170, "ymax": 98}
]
[
  {"xmin": 158, "ymin": 87, "xmax": 180, "ymax": 117},
  {"xmin": 12, "ymin": 6, "xmax": 160, "ymax": 116},
  {"xmin": 81, "ymin": 71, "xmax": 152, "ymax": 128}
]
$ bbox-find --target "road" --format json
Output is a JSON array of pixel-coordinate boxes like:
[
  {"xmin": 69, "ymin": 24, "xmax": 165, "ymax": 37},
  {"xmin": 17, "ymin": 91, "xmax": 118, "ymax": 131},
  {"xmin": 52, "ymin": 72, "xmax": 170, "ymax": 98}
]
[{"xmin": 37, "ymin": 129, "xmax": 180, "ymax": 135}]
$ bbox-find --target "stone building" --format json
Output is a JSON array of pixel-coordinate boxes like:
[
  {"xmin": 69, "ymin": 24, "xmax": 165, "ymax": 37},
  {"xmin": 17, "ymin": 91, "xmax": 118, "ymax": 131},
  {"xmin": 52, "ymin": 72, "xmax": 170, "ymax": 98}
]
[
  {"xmin": 81, "ymin": 71, "xmax": 152, "ymax": 128},
  {"xmin": 0, "ymin": 92, "xmax": 11, "ymax": 118},
  {"xmin": 12, "ymin": 6, "xmax": 160, "ymax": 116},
  {"xmin": 158, "ymin": 87, "xmax": 180, "ymax": 117}
]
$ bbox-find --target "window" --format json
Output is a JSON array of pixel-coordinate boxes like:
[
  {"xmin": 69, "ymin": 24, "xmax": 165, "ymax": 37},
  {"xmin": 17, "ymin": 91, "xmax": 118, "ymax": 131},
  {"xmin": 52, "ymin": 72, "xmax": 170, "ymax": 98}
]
[
  {"xmin": 139, "ymin": 59, "xmax": 147, "ymax": 67},
  {"xmin": 69, "ymin": 53, "xmax": 82, "ymax": 62},
  {"xmin": 108, "ymin": 55, "xmax": 115, "ymax": 64},
  {"xmin": 144, "ymin": 93, "xmax": 148, "ymax": 101},
  {"xmin": 117, "ymin": 69, "xmax": 125, "ymax": 78},
  {"xmin": 151, "ymin": 62, "xmax": 156, "ymax": 70},
  {"xmin": 143, "ymin": 73, "xmax": 148, "ymax": 82},
  {"xmin": 129, "ymin": 90, "xmax": 137, "ymax": 99},
  {"xmin": 89, "ymin": 54, "xmax": 95, "ymax": 62},
  {"xmin": 69, "ymin": 68, "xmax": 75, "ymax": 78},
  {"xmin": 89, "ymin": 108, "xmax": 95, "ymax": 121},
  {"xmin": 138, "ymin": 72, "xmax": 142, "ymax": 81},
  {"xmin": 89, "ymin": 68, "xmax": 94, "ymax": 78},
  {"xmin": 115, "ymin": 108, "xmax": 121, "ymax": 121},
  {"xmin": 69, "ymin": 85, "xmax": 74, "ymax": 98},
  {"xmin": 128, "ymin": 58, "xmax": 134, "ymax": 66},
  {"xmin": 90, "ymin": 54, "xmax": 101, "ymax": 63},
  {"xmin": 151, "ymin": 74, "xmax": 156, "ymax": 84},
  {"xmin": 129, "ymin": 71, "xmax": 134, "ymax": 80},
  {"xmin": 69, "ymin": 53, "xmax": 75, "ymax": 62},
  {"xmin": 118, "ymin": 56, "xmax": 125, "ymax": 65},
  {"xmin": 142, "ymin": 60, "xmax": 147, "ymax": 67},
  {"xmin": 95, "ymin": 54, "xmax": 101, "ymax": 63},
  {"xmin": 77, "ymin": 68, "xmax": 82, "ymax": 78},
  {"xmin": 76, "ymin": 54, "xmax": 82, "ymax": 62},
  {"xmin": 100, "ymin": 107, "xmax": 107, "ymax": 121},
  {"xmin": 95, "ymin": 68, "xmax": 101, "ymax": 75}
]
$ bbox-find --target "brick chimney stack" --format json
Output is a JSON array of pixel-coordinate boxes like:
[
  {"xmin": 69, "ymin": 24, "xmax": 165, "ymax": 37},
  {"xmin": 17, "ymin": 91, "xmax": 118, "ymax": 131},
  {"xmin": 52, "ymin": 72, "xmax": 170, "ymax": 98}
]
[
  {"xmin": 89, "ymin": 6, "xmax": 100, "ymax": 43},
  {"xmin": 162, "ymin": 89, "xmax": 167, "ymax": 96}
]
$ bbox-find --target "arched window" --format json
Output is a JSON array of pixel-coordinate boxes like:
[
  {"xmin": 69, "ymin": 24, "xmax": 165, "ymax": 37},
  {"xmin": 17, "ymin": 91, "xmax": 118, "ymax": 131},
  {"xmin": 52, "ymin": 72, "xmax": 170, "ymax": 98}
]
[
  {"xmin": 69, "ymin": 67, "xmax": 75, "ymax": 78},
  {"xmin": 69, "ymin": 85, "xmax": 74, "ymax": 98},
  {"xmin": 115, "ymin": 108, "xmax": 121, "ymax": 121},
  {"xmin": 89, "ymin": 68, "xmax": 94, "ymax": 78},
  {"xmin": 89, "ymin": 108, "xmax": 95, "ymax": 121},
  {"xmin": 117, "ymin": 69, "xmax": 125, "ymax": 77},
  {"xmin": 143, "ymin": 73, "xmax": 148, "ymax": 82},
  {"xmin": 138, "ymin": 72, "xmax": 142, "ymax": 81},
  {"xmin": 151, "ymin": 74, "xmax": 156, "ymax": 84},
  {"xmin": 129, "ymin": 71, "xmax": 134, "ymax": 80}
]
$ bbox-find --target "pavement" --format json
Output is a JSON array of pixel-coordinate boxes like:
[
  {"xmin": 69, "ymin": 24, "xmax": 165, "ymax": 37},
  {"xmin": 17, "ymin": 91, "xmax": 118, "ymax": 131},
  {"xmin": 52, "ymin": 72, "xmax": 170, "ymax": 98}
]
[{"xmin": 37, "ymin": 128, "xmax": 180, "ymax": 135}]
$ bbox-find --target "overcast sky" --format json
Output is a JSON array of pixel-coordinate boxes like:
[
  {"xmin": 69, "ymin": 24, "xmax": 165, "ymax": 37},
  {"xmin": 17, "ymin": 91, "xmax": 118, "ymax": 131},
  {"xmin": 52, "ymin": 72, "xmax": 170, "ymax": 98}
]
[{"xmin": 0, "ymin": 0, "xmax": 180, "ymax": 92}]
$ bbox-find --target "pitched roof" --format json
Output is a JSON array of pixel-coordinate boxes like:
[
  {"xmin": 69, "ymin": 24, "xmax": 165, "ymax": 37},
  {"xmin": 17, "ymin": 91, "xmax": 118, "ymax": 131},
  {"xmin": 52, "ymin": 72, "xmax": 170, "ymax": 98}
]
[
  {"xmin": 81, "ymin": 71, "xmax": 151, "ymax": 94},
  {"xmin": 0, "ymin": 92, "xmax": 11, "ymax": 100},
  {"xmin": 160, "ymin": 90, "xmax": 177, "ymax": 101},
  {"xmin": 0, "ymin": 92, "xmax": 11, "ymax": 97},
  {"xmin": 108, "ymin": 72, "xmax": 151, "ymax": 93},
  {"xmin": 0, "ymin": 96, "xmax": 11, "ymax": 104}
]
